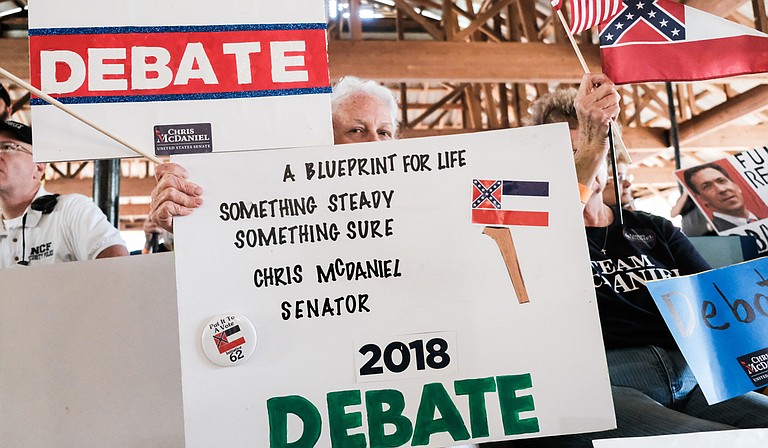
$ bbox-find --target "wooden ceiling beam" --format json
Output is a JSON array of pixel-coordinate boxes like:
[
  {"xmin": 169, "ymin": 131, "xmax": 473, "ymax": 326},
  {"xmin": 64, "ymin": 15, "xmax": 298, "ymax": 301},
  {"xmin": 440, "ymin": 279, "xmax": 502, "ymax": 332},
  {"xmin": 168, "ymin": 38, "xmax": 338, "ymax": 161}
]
[
  {"xmin": 392, "ymin": 0, "xmax": 445, "ymax": 40},
  {"xmin": 329, "ymin": 40, "xmax": 599, "ymax": 82},
  {"xmin": 402, "ymin": 123, "xmax": 765, "ymax": 153},
  {"xmin": 403, "ymin": 126, "xmax": 668, "ymax": 149},
  {"xmin": 631, "ymin": 165, "xmax": 680, "ymax": 186},
  {"xmin": 0, "ymin": 38, "xmax": 30, "ymax": 80},
  {"xmin": 683, "ymin": 123, "xmax": 768, "ymax": 150},
  {"xmin": 678, "ymin": 84, "xmax": 768, "ymax": 144},
  {"xmin": 685, "ymin": 0, "xmax": 749, "ymax": 18},
  {"xmin": 451, "ymin": 0, "xmax": 515, "ymax": 41}
]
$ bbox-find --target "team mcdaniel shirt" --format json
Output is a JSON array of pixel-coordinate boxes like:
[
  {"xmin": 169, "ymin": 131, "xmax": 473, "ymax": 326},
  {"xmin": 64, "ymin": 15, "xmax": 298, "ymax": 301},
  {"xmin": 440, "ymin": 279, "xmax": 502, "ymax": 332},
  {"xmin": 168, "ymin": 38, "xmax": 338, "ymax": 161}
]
[
  {"xmin": 0, "ymin": 187, "xmax": 125, "ymax": 269},
  {"xmin": 586, "ymin": 208, "xmax": 710, "ymax": 349}
]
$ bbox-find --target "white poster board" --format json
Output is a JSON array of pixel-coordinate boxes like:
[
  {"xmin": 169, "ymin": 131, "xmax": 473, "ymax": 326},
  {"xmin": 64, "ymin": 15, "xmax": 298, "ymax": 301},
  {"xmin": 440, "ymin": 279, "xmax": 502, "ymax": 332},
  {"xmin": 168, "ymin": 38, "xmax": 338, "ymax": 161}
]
[
  {"xmin": 27, "ymin": 0, "xmax": 332, "ymax": 161},
  {"xmin": 172, "ymin": 126, "xmax": 615, "ymax": 447},
  {"xmin": 0, "ymin": 253, "xmax": 184, "ymax": 447},
  {"xmin": 593, "ymin": 428, "xmax": 768, "ymax": 448}
]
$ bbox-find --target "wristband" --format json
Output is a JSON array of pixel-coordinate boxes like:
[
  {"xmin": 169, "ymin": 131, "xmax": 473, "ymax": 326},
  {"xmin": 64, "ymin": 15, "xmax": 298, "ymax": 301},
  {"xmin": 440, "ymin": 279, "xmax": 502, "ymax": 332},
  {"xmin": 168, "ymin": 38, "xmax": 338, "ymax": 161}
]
[{"xmin": 578, "ymin": 183, "xmax": 593, "ymax": 204}]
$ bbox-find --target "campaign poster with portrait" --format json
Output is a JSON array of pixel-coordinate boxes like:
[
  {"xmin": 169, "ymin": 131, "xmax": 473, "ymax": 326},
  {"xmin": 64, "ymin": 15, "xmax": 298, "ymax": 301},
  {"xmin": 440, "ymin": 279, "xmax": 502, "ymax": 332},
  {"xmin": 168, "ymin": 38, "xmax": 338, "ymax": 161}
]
[
  {"xmin": 675, "ymin": 145, "xmax": 768, "ymax": 253},
  {"xmin": 27, "ymin": 0, "xmax": 332, "ymax": 162},
  {"xmin": 171, "ymin": 125, "xmax": 616, "ymax": 447}
]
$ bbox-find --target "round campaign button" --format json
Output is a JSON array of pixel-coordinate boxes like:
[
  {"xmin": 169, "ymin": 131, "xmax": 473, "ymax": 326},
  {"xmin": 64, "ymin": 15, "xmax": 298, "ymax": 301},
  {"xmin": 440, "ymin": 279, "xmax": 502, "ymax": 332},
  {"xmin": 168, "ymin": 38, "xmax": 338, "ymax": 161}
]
[{"xmin": 201, "ymin": 314, "xmax": 257, "ymax": 367}]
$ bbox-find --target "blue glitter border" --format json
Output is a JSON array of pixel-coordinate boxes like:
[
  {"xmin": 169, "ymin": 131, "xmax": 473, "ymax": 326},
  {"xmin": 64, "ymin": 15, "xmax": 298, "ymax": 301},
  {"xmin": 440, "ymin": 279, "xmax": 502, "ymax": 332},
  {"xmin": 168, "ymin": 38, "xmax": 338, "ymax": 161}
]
[
  {"xmin": 30, "ymin": 87, "xmax": 332, "ymax": 105},
  {"xmin": 28, "ymin": 23, "xmax": 327, "ymax": 36}
]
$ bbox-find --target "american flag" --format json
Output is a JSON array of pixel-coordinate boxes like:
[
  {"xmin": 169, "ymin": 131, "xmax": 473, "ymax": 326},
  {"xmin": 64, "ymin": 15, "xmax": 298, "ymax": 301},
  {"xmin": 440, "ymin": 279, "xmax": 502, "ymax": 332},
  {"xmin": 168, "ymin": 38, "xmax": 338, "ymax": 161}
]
[
  {"xmin": 599, "ymin": 0, "xmax": 686, "ymax": 46},
  {"xmin": 471, "ymin": 179, "xmax": 549, "ymax": 227},
  {"xmin": 552, "ymin": 0, "xmax": 623, "ymax": 35}
]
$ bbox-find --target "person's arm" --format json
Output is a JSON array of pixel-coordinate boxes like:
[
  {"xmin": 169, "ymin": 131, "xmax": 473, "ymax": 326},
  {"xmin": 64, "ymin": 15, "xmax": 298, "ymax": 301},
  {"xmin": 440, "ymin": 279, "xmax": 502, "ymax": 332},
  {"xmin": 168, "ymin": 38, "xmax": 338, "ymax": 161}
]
[
  {"xmin": 573, "ymin": 73, "xmax": 620, "ymax": 194},
  {"xmin": 96, "ymin": 244, "xmax": 129, "ymax": 258},
  {"xmin": 670, "ymin": 190, "xmax": 690, "ymax": 217},
  {"xmin": 56, "ymin": 194, "xmax": 129, "ymax": 261},
  {"xmin": 149, "ymin": 162, "xmax": 204, "ymax": 233}
]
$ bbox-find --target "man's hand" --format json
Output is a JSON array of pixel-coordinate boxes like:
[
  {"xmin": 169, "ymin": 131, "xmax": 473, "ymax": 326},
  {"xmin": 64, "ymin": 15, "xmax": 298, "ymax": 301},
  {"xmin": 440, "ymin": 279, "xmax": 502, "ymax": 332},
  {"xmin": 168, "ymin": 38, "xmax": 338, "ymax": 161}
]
[
  {"xmin": 573, "ymin": 73, "xmax": 620, "ymax": 192},
  {"xmin": 574, "ymin": 73, "xmax": 620, "ymax": 150},
  {"xmin": 148, "ymin": 162, "xmax": 203, "ymax": 233}
]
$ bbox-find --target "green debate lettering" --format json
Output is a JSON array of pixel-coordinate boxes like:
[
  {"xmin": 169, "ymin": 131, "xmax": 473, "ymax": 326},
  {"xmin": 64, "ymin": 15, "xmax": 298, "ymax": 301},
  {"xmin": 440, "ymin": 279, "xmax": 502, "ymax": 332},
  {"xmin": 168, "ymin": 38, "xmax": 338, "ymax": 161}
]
[{"xmin": 267, "ymin": 374, "xmax": 539, "ymax": 448}]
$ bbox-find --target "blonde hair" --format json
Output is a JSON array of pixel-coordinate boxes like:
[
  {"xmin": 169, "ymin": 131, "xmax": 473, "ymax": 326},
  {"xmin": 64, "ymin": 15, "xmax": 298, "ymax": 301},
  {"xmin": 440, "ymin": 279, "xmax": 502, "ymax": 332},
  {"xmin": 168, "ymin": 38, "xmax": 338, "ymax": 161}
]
[{"xmin": 526, "ymin": 88, "xmax": 578, "ymax": 129}]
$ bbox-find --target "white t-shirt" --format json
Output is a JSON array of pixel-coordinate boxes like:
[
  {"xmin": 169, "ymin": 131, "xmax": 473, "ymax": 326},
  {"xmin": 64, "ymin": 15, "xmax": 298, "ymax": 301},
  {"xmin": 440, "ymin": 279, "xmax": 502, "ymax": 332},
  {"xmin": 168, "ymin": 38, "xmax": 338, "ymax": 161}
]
[{"xmin": 0, "ymin": 187, "xmax": 126, "ymax": 269}]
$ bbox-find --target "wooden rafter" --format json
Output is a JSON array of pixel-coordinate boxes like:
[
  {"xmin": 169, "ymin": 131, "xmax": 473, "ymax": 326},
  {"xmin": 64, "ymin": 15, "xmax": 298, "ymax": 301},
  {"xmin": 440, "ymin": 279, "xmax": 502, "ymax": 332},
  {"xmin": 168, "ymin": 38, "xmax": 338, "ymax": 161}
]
[
  {"xmin": 678, "ymin": 85, "xmax": 768, "ymax": 144},
  {"xmin": 452, "ymin": 0, "xmax": 515, "ymax": 41}
]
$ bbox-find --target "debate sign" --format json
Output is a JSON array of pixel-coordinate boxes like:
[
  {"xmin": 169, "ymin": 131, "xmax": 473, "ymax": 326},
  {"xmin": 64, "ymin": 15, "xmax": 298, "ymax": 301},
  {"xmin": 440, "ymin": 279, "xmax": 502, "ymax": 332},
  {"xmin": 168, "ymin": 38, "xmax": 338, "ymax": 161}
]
[
  {"xmin": 676, "ymin": 145, "xmax": 768, "ymax": 253},
  {"xmin": 645, "ymin": 257, "xmax": 768, "ymax": 404},
  {"xmin": 172, "ymin": 125, "xmax": 615, "ymax": 447},
  {"xmin": 28, "ymin": 0, "xmax": 332, "ymax": 162}
]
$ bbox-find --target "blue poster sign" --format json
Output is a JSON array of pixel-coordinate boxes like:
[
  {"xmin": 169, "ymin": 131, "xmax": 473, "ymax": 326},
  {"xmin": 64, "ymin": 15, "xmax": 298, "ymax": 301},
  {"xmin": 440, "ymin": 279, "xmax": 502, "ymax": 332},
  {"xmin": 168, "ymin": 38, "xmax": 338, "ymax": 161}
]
[{"xmin": 645, "ymin": 257, "xmax": 768, "ymax": 404}]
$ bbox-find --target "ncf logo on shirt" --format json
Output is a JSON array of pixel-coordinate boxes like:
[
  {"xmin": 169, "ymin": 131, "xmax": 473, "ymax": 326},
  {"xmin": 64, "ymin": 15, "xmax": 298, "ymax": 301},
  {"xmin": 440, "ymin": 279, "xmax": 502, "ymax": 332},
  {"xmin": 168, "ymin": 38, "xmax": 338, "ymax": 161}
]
[{"xmin": 28, "ymin": 24, "xmax": 330, "ymax": 104}]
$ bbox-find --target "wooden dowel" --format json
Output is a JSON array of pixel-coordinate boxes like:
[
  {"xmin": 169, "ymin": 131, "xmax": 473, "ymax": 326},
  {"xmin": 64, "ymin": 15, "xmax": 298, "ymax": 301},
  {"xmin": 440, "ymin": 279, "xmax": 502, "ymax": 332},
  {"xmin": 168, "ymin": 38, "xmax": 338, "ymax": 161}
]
[
  {"xmin": 553, "ymin": 9, "xmax": 632, "ymax": 163},
  {"xmin": 556, "ymin": 10, "xmax": 590, "ymax": 73},
  {"xmin": 0, "ymin": 66, "xmax": 163, "ymax": 164}
]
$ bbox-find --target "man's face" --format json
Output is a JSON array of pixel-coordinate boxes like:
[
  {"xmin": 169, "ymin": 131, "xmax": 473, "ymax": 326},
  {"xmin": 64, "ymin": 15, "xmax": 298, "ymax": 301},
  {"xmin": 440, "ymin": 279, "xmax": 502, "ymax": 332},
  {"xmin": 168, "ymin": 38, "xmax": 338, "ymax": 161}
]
[
  {"xmin": 689, "ymin": 167, "xmax": 745, "ymax": 215},
  {"xmin": 333, "ymin": 93, "xmax": 395, "ymax": 145},
  {"xmin": 0, "ymin": 131, "xmax": 39, "ymax": 192}
]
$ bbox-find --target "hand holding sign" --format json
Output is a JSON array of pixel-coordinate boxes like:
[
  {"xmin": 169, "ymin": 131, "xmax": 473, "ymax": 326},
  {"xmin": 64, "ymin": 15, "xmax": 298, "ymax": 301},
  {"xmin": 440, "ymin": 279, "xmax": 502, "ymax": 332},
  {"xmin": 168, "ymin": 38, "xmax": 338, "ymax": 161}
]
[{"xmin": 149, "ymin": 162, "xmax": 204, "ymax": 233}]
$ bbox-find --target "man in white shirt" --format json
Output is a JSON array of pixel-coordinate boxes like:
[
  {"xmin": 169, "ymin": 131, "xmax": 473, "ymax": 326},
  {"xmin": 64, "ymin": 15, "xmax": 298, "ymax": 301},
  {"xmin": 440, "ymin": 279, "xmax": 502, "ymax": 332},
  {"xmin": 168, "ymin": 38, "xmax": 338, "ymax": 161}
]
[
  {"xmin": 0, "ymin": 120, "xmax": 128, "ymax": 268},
  {"xmin": 683, "ymin": 163, "xmax": 758, "ymax": 232}
]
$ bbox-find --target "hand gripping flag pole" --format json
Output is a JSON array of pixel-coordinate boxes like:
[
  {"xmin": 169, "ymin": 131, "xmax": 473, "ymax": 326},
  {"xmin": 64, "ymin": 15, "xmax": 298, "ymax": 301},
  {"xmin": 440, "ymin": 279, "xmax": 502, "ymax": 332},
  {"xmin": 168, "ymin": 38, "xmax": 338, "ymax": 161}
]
[
  {"xmin": 0, "ymin": 66, "xmax": 163, "ymax": 164},
  {"xmin": 551, "ymin": 0, "xmax": 628, "ymax": 224}
]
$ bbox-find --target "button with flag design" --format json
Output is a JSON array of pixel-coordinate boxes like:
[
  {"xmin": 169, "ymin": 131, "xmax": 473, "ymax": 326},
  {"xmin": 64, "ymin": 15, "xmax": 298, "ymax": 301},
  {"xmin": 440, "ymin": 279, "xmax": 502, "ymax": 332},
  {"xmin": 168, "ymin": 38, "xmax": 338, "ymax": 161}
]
[{"xmin": 201, "ymin": 314, "xmax": 257, "ymax": 367}]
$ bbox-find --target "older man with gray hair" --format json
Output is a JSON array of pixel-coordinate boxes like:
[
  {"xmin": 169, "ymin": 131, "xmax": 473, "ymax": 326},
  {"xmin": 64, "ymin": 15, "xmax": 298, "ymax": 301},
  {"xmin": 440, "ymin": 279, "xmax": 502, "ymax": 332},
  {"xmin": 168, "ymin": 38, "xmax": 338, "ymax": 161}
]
[{"xmin": 149, "ymin": 76, "xmax": 400, "ymax": 232}]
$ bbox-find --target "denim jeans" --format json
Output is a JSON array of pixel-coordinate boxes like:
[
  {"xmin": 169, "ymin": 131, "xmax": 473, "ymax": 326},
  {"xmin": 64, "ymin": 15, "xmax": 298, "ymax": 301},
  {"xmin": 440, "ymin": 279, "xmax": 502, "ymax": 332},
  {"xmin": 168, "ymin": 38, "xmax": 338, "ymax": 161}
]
[{"xmin": 513, "ymin": 345, "xmax": 768, "ymax": 447}]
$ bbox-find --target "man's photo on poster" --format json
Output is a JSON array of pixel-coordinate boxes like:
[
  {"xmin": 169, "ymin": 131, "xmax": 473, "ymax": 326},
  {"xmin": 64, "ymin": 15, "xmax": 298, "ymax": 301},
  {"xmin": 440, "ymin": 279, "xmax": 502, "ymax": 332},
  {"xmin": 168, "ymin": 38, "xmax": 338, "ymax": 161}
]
[{"xmin": 678, "ymin": 160, "xmax": 768, "ymax": 232}]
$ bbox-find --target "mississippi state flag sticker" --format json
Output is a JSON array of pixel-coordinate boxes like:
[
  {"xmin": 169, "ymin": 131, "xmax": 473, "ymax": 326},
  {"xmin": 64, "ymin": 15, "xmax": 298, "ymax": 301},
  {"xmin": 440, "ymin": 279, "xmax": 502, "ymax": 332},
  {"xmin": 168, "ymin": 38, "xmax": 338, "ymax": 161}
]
[{"xmin": 202, "ymin": 314, "xmax": 257, "ymax": 367}]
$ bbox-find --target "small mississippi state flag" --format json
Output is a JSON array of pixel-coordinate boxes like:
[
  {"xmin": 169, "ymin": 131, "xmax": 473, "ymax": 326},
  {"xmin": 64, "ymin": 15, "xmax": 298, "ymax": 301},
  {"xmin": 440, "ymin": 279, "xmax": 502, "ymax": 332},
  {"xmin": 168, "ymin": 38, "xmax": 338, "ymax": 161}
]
[
  {"xmin": 471, "ymin": 179, "xmax": 549, "ymax": 226},
  {"xmin": 213, "ymin": 325, "xmax": 247, "ymax": 354}
]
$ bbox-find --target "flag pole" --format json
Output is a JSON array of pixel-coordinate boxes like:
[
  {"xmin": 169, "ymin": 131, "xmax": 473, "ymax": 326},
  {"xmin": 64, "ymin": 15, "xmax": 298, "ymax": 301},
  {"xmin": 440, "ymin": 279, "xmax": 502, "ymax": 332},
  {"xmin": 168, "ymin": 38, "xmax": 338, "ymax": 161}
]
[
  {"xmin": 0, "ymin": 66, "xmax": 163, "ymax": 165},
  {"xmin": 556, "ymin": 11, "xmax": 591, "ymax": 73},
  {"xmin": 666, "ymin": 82, "xmax": 682, "ymax": 172},
  {"xmin": 554, "ymin": 7, "xmax": 628, "ymax": 224},
  {"xmin": 554, "ymin": 9, "xmax": 629, "ymax": 162}
]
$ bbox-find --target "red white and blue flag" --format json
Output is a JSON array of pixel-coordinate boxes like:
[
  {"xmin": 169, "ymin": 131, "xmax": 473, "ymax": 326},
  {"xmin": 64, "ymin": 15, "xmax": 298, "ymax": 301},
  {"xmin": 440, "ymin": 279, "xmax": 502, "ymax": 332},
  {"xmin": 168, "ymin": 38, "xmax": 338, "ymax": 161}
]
[
  {"xmin": 471, "ymin": 179, "xmax": 549, "ymax": 227},
  {"xmin": 213, "ymin": 325, "xmax": 246, "ymax": 354},
  {"xmin": 551, "ymin": 0, "xmax": 623, "ymax": 35},
  {"xmin": 599, "ymin": 0, "xmax": 768, "ymax": 84}
]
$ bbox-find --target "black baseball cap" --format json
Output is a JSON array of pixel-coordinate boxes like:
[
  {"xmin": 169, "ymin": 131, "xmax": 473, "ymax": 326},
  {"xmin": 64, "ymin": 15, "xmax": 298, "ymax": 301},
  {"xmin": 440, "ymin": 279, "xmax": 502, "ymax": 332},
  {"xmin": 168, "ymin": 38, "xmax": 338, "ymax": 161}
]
[
  {"xmin": 0, "ymin": 120, "xmax": 32, "ymax": 145},
  {"xmin": 0, "ymin": 84, "xmax": 9, "ymax": 108}
]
